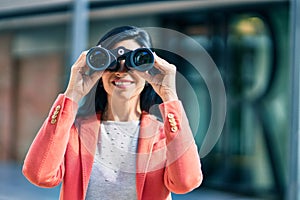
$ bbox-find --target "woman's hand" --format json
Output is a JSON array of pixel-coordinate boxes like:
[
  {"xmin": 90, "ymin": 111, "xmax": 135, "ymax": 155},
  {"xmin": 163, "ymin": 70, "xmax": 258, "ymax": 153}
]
[
  {"xmin": 64, "ymin": 51, "xmax": 103, "ymax": 103},
  {"xmin": 132, "ymin": 53, "xmax": 178, "ymax": 102}
]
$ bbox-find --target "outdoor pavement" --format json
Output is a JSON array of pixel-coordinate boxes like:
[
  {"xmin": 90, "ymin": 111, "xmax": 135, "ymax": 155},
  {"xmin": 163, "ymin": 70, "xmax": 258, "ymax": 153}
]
[{"xmin": 0, "ymin": 162, "xmax": 259, "ymax": 200}]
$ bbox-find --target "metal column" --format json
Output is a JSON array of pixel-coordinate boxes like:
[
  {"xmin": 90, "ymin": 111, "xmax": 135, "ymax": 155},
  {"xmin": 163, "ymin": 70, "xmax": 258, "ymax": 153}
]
[
  {"xmin": 288, "ymin": 0, "xmax": 300, "ymax": 199},
  {"xmin": 71, "ymin": 0, "xmax": 89, "ymax": 63}
]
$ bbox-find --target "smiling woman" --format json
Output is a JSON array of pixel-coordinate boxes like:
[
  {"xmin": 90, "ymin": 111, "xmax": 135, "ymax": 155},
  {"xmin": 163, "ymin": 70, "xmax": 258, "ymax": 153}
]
[
  {"xmin": 100, "ymin": 39, "xmax": 147, "ymax": 120},
  {"xmin": 22, "ymin": 25, "xmax": 203, "ymax": 200}
]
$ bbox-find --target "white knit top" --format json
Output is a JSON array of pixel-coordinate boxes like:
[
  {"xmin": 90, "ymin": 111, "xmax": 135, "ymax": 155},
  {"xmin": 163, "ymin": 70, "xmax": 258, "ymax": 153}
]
[{"xmin": 85, "ymin": 121, "xmax": 140, "ymax": 200}]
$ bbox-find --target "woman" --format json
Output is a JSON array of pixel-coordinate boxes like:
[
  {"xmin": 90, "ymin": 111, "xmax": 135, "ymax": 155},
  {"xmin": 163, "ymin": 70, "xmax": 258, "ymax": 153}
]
[{"xmin": 22, "ymin": 26, "xmax": 203, "ymax": 200}]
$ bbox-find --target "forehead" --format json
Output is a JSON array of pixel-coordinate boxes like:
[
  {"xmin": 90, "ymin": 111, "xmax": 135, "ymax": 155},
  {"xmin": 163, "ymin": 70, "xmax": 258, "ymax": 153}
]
[{"xmin": 112, "ymin": 39, "xmax": 141, "ymax": 50}]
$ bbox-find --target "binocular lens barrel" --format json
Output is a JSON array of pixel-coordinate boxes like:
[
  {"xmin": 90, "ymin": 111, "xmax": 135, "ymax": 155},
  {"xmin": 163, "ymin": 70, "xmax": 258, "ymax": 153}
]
[
  {"xmin": 129, "ymin": 48, "xmax": 154, "ymax": 71},
  {"xmin": 134, "ymin": 52, "xmax": 153, "ymax": 65},
  {"xmin": 86, "ymin": 47, "xmax": 112, "ymax": 71},
  {"xmin": 86, "ymin": 46, "xmax": 154, "ymax": 71}
]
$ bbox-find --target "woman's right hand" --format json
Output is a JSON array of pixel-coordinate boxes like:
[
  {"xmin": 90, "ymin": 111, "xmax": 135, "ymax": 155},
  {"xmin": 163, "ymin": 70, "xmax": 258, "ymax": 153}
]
[{"xmin": 64, "ymin": 51, "xmax": 103, "ymax": 103}]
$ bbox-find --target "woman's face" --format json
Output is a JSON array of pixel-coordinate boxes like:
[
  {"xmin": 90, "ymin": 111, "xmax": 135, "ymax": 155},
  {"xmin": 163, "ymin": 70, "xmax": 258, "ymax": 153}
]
[{"xmin": 101, "ymin": 39, "xmax": 146, "ymax": 101}]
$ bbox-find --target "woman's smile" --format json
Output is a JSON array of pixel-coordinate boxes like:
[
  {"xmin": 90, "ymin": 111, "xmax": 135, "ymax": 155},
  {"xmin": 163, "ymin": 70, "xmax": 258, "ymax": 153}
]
[{"xmin": 112, "ymin": 78, "xmax": 134, "ymax": 88}]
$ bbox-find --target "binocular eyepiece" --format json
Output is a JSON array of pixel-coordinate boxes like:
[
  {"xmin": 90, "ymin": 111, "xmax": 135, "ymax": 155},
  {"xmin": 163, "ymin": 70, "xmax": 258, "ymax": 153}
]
[{"xmin": 86, "ymin": 46, "xmax": 154, "ymax": 72}]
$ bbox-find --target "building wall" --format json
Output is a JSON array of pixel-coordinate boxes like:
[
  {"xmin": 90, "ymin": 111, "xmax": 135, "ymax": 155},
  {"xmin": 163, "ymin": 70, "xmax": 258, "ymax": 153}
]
[{"xmin": 0, "ymin": 33, "xmax": 13, "ymax": 160}]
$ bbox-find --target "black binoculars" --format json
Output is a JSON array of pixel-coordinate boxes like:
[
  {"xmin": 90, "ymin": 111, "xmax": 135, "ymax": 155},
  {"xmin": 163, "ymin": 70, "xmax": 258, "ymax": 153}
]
[{"xmin": 86, "ymin": 46, "xmax": 154, "ymax": 72}]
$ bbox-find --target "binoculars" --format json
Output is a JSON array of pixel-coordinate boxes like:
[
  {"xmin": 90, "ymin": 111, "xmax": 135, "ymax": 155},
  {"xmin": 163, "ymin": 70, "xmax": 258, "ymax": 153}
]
[{"xmin": 86, "ymin": 46, "xmax": 154, "ymax": 72}]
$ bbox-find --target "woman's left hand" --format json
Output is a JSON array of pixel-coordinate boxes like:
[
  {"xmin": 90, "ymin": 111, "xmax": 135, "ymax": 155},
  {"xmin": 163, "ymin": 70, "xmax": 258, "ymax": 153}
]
[{"xmin": 131, "ymin": 53, "xmax": 178, "ymax": 102}]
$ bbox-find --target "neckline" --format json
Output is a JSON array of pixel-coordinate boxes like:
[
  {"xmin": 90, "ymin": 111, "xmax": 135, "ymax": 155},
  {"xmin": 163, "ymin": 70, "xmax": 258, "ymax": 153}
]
[
  {"xmin": 101, "ymin": 120, "xmax": 140, "ymax": 125},
  {"xmin": 100, "ymin": 120, "xmax": 140, "ymax": 138}
]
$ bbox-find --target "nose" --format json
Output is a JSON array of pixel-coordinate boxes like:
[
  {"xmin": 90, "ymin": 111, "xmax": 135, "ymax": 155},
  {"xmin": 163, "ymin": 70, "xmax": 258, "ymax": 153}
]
[{"xmin": 115, "ymin": 60, "xmax": 129, "ymax": 74}]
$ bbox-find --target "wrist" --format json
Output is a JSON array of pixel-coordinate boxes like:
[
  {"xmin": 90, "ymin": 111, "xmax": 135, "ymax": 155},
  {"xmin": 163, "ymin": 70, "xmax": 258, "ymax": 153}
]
[
  {"xmin": 161, "ymin": 93, "xmax": 178, "ymax": 102},
  {"xmin": 64, "ymin": 90, "xmax": 82, "ymax": 103}
]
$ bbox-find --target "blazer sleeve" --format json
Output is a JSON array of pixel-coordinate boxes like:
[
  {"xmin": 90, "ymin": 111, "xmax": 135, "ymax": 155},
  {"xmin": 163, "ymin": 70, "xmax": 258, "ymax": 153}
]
[
  {"xmin": 159, "ymin": 100, "xmax": 203, "ymax": 194},
  {"xmin": 22, "ymin": 94, "xmax": 78, "ymax": 188}
]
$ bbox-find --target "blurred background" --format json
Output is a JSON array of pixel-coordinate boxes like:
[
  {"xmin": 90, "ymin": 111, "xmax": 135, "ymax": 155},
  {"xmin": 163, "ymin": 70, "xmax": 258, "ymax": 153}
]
[{"xmin": 0, "ymin": 0, "xmax": 298, "ymax": 199}]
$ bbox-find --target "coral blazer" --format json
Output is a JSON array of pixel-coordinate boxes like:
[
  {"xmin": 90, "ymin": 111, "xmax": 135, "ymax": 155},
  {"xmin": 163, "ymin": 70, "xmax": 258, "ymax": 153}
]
[{"xmin": 22, "ymin": 94, "xmax": 202, "ymax": 200}]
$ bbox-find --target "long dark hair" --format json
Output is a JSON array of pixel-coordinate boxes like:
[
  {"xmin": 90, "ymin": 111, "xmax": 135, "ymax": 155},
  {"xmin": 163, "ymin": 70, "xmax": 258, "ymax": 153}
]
[{"xmin": 77, "ymin": 26, "xmax": 162, "ymax": 117}]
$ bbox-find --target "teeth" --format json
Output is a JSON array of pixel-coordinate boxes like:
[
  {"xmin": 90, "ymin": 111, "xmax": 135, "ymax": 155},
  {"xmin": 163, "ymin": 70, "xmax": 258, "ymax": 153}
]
[{"xmin": 114, "ymin": 82, "xmax": 132, "ymax": 86}]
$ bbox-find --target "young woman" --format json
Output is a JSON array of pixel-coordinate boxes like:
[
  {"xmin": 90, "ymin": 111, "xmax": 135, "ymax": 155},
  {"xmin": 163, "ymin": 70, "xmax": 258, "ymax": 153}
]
[{"xmin": 22, "ymin": 26, "xmax": 203, "ymax": 200}]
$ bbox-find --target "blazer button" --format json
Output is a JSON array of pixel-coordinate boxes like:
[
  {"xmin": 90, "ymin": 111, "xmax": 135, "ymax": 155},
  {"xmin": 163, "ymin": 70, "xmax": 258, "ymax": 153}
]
[
  {"xmin": 55, "ymin": 105, "xmax": 61, "ymax": 110},
  {"xmin": 51, "ymin": 119, "xmax": 57, "ymax": 124},
  {"xmin": 53, "ymin": 110, "xmax": 60, "ymax": 116},
  {"xmin": 170, "ymin": 122, "xmax": 177, "ymax": 127},
  {"xmin": 171, "ymin": 126, "xmax": 178, "ymax": 132},
  {"xmin": 168, "ymin": 117, "xmax": 176, "ymax": 123},
  {"xmin": 167, "ymin": 113, "xmax": 174, "ymax": 119},
  {"xmin": 52, "ymin": 114, "xmax": 57, "ymax": 119}
]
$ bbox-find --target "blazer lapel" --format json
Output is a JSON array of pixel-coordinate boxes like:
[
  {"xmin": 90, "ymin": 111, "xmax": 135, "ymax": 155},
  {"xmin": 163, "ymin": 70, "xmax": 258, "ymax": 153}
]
[
  {"xmin": 136, "ymin": 113, "xmax": 160, "ymax": 200},
  {"xmin": 76, "ymin": 114, "xmax": 101, "ymax": 199}
]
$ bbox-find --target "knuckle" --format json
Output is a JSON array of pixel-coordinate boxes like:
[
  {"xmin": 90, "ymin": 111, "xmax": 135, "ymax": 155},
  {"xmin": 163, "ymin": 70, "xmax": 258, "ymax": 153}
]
[{"xmin": 169, "ymin": 64, "xmax": 176, "ymax": 68}]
